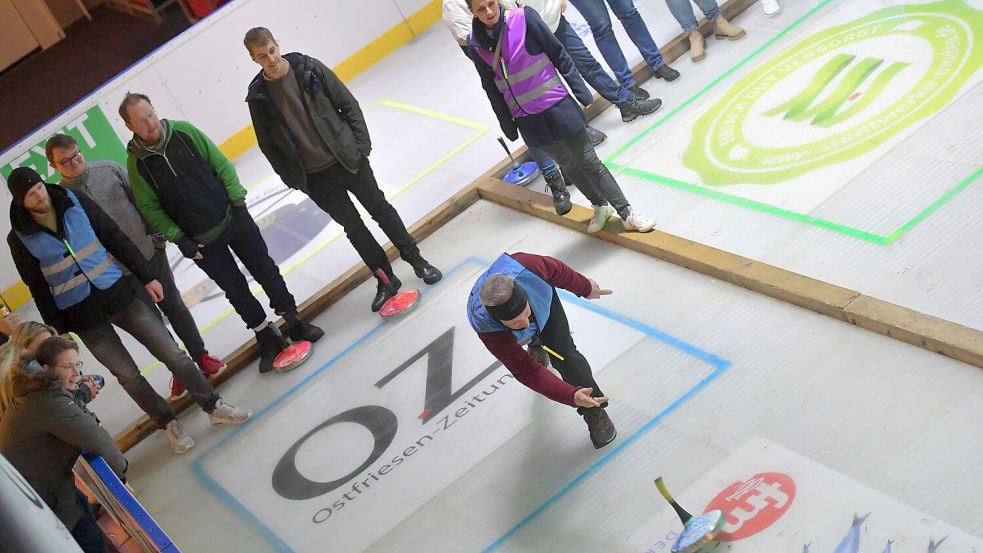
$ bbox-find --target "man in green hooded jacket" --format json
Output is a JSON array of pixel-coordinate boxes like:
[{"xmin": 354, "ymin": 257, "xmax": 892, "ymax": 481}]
[{"xmin": 121, "ymin": 92, "xmax": 323, "ymax": 373}]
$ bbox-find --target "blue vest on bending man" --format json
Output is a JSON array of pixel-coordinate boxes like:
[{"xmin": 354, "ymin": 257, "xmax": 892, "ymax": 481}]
[
  {"xmin": 15, "ymin": 189, "xmax": 124, "ymax": 310},
  {"xmin": 473, "ymin": 8, "xmax": 567, "ymax": 119},
  {"xmin": 468, "ymin": 253, "xmax": 554, "ymax": 345}
]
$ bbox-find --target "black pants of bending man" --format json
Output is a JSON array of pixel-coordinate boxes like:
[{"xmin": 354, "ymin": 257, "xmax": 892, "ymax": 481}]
[{"xmin": 535, "ymin": 289, "xmax": 609, "ymax": 415}]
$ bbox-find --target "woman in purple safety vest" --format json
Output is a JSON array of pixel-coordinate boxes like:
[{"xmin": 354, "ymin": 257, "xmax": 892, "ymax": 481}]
[{"xmin": 466, "ymin": 0, "xmax": 657, "ymax": 234}]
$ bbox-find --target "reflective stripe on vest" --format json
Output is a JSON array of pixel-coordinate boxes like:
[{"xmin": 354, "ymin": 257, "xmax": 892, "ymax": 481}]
[
  {"xmin": 467, "ymin": 253, "xmax": 554, "ymax": 345},
  {"xmin": 474, "ymin": 9, "xmax": 568, "ymax": 119},
  {"xmin": 15, "ymin": 189, "xmax": 123, "ymax": 310}
]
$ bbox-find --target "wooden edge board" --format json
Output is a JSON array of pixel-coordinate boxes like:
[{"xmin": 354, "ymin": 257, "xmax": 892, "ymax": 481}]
[{"xmin": 475, "ymin": 177, "xmax": 983, "ymax": 370}]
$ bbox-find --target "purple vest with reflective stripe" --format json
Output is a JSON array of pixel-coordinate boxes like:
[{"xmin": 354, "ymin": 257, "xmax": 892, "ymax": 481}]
[{"xmin": 474, "ymin": 9, "xmax": 567, "ymax": 119}]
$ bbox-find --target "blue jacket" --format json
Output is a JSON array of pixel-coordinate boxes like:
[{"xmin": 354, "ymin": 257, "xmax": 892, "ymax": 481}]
[{"xmin": 8, "ymin": 185, "xmax": 156, "ymax": 333}]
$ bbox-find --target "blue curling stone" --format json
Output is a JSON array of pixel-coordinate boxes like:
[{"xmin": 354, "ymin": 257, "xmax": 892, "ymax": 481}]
[
  {"xmin": 672, "ymin": 510, "xmax": 726, "ymax": 553},
  {"xmin": 503, "ymin": 161, "xmax": 540, "ymax": 186}
]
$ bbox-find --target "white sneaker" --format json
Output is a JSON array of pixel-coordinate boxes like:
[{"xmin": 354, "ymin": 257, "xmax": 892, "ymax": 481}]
[
  {"xmin": 761, "ymin": 0, "xmax": 782, "ymax": 17},
  {"xmin": 587, "ymin": 205, "xmax": 615, "ymax": 233},
  {"xmin": 208, "ymin": 398, "xmax": 253, "ymax": 425},
  {"xmin": 164, "ymin": 420, "xmax": 195, "ymax": 454},
  {"xmin": 622, "ymin": 208, "xmax": 656, "ymax": 232}
]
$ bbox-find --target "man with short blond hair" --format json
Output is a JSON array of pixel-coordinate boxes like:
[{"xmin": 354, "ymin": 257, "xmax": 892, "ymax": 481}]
[
  {"xmin": 120, "ymin": 93, "xmax": 324, "ymax": 373},
  {"xmin": 243, "ymin": 27, "xmax": 443, "ymax": 313}
]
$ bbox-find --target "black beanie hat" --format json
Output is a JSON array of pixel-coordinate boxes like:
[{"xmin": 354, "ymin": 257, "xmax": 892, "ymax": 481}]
[{"xmin": 7, "ymin": 167, "xmax": 43, "ymax": 206}]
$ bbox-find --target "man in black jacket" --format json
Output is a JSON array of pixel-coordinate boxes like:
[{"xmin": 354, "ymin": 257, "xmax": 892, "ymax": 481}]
[
  {"xmin": 6, "ymin": 167, "xmax": 252, "ymax": 454},
  {"xmin": 243, "ymin": 27, "xmax": 443, "ymax": 312}
]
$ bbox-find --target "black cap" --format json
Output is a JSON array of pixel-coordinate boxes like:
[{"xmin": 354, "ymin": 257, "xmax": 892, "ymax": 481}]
[{"xmin": 7, "ymin": 167, "xmax": 43, "ymax": 206}]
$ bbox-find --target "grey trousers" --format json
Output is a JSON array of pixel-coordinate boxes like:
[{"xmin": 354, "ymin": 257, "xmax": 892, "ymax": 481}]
[
  {"xmin": 136, "ymin": 248, "xmax": 206, "ymax": 358},
  {"xmin": 540, "ymin": 128, "xmax": 632, "ymax": 217},
  {"xmin": 75, "ymin": 294, "xmax": 219, "ymax": 427}
]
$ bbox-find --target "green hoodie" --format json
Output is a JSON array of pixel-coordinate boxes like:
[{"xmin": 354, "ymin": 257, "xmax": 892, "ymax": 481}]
[{"xmin": 126, "ymin": 119, "xmax": 247, "ymax": 247}]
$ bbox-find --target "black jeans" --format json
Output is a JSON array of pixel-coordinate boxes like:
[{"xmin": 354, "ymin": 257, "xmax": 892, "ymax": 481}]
[
  {"xmin": 538, "ymin": 290, "xmax": 608, "ymax": 414},
  {"xmin": 194, "ymin": 210, "xmax": 297, "ymax": 329},
  {"xmin": 70, "ymin": 490, "xmax": 106, "ymax": 553},
  {"xmin": 540, "ymin": 129, "xmax": 632, "ymax": 218},
  {"xmin": 306, "ymin": 157, "xmax": 419, "ymax": 275}
]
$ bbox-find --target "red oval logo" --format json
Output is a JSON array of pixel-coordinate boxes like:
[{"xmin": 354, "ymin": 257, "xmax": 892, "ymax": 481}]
[{"xmin": 704, "ymin": 472, "xmax": 795, "ymax": 541}]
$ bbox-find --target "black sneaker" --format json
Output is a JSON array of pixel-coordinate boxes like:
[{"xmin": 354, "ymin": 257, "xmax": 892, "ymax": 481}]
[
  {"xmin": 405, "ymin": 255, "xmax": 442, "ymax": 285},
  {"xmin": 586, "ymin": 125, "xmax": 607, "ymax": 146},
  {"xmin": 527, "ymin": 344, "xmax": 550, "ymax": 367},
  {"xmin": 255, "ymin": 325, "xmax": 289, "ymax": 374},
  {"xmin": 653, "ymin": 64, "xmax": 680, "ymax": 81},
  {"xmin": 628, "ymin": 85, "xmax": 650, "ymax": 100},
  {"xmin": 371, "ymin": 273, "xmax": 401, "ymax": 312},
  {"xmin": 619, "ymin": 97, "xmax": 662, "ymax": 122},
  {"xmin": 283, "ymin": 312, "xmax": 324, "ymax": 343},
  {"xmin": 583, "ymin": 408, "xmax": 617, "ymax": 449},
  {"xmin": 543, "ymin": 171, "xmax": 572, "ymax": 215}
]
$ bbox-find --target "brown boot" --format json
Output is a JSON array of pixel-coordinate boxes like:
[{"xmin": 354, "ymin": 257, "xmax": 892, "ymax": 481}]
[
  {"xmin": 714, "ymin": 16, "xmax": 745, "ymax": 40},
  {"xmin": 689, "ymin": 30, "xmax": 706, "ymax": 62}
]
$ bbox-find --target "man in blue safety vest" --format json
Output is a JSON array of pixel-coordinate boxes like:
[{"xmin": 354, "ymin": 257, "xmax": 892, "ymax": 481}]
[{"xmin": 6, "ymin": 167, "xmax": 252, "ymax": 454}]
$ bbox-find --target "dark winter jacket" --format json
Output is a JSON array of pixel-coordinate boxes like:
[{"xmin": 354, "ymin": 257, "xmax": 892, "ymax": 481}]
[
  {"xmin": 7, "ymin": 185, "xmax": 157, "ymax": 334},
  {"xmin": 126, "ymin": 119, "xmax": 248, "ymax": 252},
  {"xmin": 0, "ymin": 362, "xmax": 127, "ymax": 529},
  {"xmin": 246, "ymin": 52, "xmax": 372, "ymax": 190},
  {"xmin": 468, "ymin": 7, "xmax": 592, "ymax": 147}
]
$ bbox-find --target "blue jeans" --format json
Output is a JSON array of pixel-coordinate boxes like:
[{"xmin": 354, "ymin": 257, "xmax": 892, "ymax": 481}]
[
  {"xmin": 554, "ymin": 16, "xmax": 634, "ymax": 106},
  {"xmin": 569, "ymin": 0, "xmax": 667, "ymax": 89},
  {"xmin": 666, "ymin": 0, "xmax": 721, "ymax": 32},
  {"xmin": 528, "ymin": 143, "xmax": 560, "ymax": 178}
]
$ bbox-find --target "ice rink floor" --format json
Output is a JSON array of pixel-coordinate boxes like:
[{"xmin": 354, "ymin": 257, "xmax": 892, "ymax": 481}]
[
  {"xmin": 8, "ymin": 0, "xmax": 983, "ymax": 551},
  {"xmin": 123, "ymin": 200, "xmax": 983, "ymax": 553}
]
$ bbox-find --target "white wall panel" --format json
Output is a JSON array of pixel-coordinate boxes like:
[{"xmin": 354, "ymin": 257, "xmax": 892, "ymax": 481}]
[{"xmin": 0, "ymin": 0, "xmax": 428, "ymax": 291}]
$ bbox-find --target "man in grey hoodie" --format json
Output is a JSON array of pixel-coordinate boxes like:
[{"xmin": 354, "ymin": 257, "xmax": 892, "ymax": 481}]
[{"xmin": 46, "ymin": 133, "xmax": 227, "ymax": 400}]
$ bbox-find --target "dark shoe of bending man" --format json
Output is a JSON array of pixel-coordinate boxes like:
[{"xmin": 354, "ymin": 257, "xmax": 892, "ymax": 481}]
[{"xmin": 243, "ymin": 27, "xmax": 442, "ymax": 313}]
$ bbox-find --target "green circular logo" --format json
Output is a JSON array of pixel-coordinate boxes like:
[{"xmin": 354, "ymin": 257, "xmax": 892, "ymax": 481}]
[{"xmin": 684, "ymin": 1, "xmax": 983, "ymax": 186}]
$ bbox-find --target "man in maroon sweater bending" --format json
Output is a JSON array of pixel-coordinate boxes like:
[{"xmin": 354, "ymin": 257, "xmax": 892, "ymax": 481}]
[{"xmin": 467, "ymin": 252, "xmax": 616, "ymax": 448}]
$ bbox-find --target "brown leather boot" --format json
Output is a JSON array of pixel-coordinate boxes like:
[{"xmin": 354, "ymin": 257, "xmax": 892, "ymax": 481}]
[
  {"xmin": 714, "ymin": 16, "xmax": 746, "ymax": 40},
  {"xmin": 689, "ymin": 30, "xmax": 706, "ymax": 62}
]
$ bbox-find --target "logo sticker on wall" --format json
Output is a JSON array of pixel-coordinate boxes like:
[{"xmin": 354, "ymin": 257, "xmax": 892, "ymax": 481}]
[{"xmin": 1, "ymin": 105, "xmax": 128, "ymax": 183}]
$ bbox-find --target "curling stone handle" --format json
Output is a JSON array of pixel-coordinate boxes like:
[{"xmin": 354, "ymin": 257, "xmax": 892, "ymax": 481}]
[
  {"xmin": 497, "ymin": 137, "xmax": 521, "ymax": 170},
  {"xmin": 655, "ymin": 477, "xmax": 694, "ymax": 524}
]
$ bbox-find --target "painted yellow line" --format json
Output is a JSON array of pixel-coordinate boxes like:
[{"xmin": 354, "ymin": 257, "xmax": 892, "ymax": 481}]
[
  {"xmin": 1, "ymin": 281, "xmax": 31, "ymax": 311},
  {"xmin": 376, "ymin": 99, "xmax": 491, "ymax": 131}
]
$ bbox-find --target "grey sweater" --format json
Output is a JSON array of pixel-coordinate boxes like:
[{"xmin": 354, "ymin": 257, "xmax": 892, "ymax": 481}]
[{"xmin": 61, "ymin": 160, "xmax": 160, "ymax": 262}]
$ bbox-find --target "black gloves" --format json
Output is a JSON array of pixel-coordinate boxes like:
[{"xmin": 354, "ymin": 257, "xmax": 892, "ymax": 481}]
[{"xmin": 176, "ymin": 236, "xmax": 200, "ymax": 259}]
